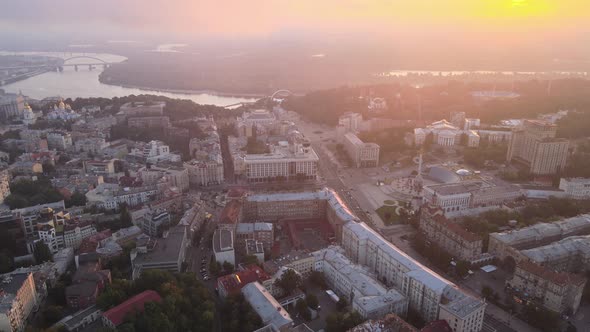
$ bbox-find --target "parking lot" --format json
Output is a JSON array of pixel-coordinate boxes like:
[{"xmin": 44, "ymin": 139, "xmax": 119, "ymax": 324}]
[{"xmin": 288, "ymin": 284, "xmax": 340, "ymax": 331}]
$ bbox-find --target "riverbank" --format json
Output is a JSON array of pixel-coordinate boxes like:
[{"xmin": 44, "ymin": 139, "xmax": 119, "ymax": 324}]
[{"xmin": 98, "ymin": 77, "xmax": 268, "ymax": 99}]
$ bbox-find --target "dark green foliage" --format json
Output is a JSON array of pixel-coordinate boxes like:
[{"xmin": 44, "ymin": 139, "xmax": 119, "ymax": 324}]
[
  {"xmin": 97, "ymin": 270, "xmax": 215, "ymax": 332},
  {"xmin": 325, "ymin": 311, "xmax": 365, "ymax": 332},
  {"xmin": 220, "ymin": 293, "xmax": 263, "ymax": 332},
  {"xmin": 0, "ymin": 251, "xmax": 14, "ymax": 274},
  {"xmin": 274, "ymin": 269, "xmax": 302, "ymax": 295},
  {"xmin": 296, "ymin": 299, "xmax": 311, "ymax": 321},
  {"xmin": 40, "ymin": 305, "xmax": 64, "ymax": 327},
  {"xmin": 306, "ymin": 294, "xmax": 319, "ymax": 310},
  {"xmin": 119, "ymin": 204, "xmax": 133, "ymax": 228},
  {"xmin": 65, "ymin": 191, "xmax": 87, "ymax": 208},
  {"xmin": 463, "ymin": 145, "xmax": 507, "ymax": 168},
  {"xmin": 309, "ymin": 271, "xmax": 328, "ymax": 289},
  {"xmin": 5, "ymin": 178, "xmax": 64, "ymax": 209},
  {"xmin": 33, "ymin": 241, "xmax": 53, "ymax": 264},
  {"xmin": 222, "ymin": 261, "xmax": 234, "ymax": 273}
]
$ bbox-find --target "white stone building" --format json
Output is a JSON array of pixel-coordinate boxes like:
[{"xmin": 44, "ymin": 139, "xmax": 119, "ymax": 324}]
[
  {"xmin": 343, "ymin": 133, "xmax": 380, "ymax": 168},
  {"xmin": 414, "ymin": 120, "xmax": 480, "ymax": 147},
  {"xmin": 559, "ymin": 178, "xmax": 590, "ymax": 200}
]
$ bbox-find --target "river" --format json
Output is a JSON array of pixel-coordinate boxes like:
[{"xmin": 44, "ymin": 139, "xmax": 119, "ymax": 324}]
[{"xmin": 0, "ymin": 51, "xmax": 258, "ymax": 106}]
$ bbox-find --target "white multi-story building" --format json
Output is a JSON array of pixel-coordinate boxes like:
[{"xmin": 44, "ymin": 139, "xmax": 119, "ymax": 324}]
[
  {"xmin": 422, "ymin": 179, "xmax": 522, "ymax": 217},
  {"xmin": 488, "ymin": 214, "xmax": 590, "ymax": 262},
  {"xmin": 74, "ymin": 137, "xmax": 108, "ymax": 154},
  {"xmin": 213, "ymin": 228, "xmax": 235, "ymax": 266},
  {"xmin": 559, "ymin": 178, "xmax": 590, "ymax": 200},
  {"xmin": 341, "ymin": 222, "xmax": 486, "ymax": 331},
  {"xmin": 338, "ymin": 112, "xmax": 363, "ymax": 132},
  {"xmin": 313, "ymin": 247, "xmax": 408, "ymax": 319},
  {"xmin": 129, "ymin": 140, "xmax": 180, "ymax": 164},
  {"xmin": 46, "ymin": 131, "xmax": 73, "ymax": 151},
  {"xmin": 63, "ymin": 222, "xmax": 97, "ymax": 249},
  {"xmin": 184, "ymin": 159, "xmax": 224, "ymax": 186},
  {"xmin": 414, "ymin": 120, "xmax": 480, "ymax": 148},
  {"xmin": 343, "ymin": 132, "xmax": 380, "ymax": 168},
  {"xmin": 0, "ymin": 273, "xmax": 38, "ymax": 332},
  {"xmin": 236, "ymin": 141, "xmax": 318, "ymax": 182},
  {"xmin": 138, "ymin": 165, "xmax": 189, "ymax": 192},
  {"xmin": 85, "ymin": 183, "xmax": 158, "ymax": 211}
]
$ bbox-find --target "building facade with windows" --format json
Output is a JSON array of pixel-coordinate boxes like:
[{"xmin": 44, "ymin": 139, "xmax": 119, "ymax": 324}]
[{"xmin": 342, "ymin": 132, "xmax": 380, "ymax": 168}]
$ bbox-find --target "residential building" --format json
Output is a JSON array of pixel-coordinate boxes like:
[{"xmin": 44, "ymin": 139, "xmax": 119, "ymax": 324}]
[
  {"xmin": 130, "ymin": 226, "xmax": 187, "ymax": 280},
  {"xmin": 507, "ymin": 261, "xmax": 586, "ymax": 314},
  {"xmin": 559, "ymin": 178, "xmax": 590, "ymax": 200},
  {"xmin": 101, "ymin": 290, "xmax": 162, "ymax": 329},
  {"xmin": 506, "ymin": 119, "xmax": 569, "ymax": 175},
  {"xmin": 235, "ymin": 222, "xmax": 274, "ymax": 250},
  {"xmin": 127, "ymin": 116, "xmax": 170, "ymax": 129},
  {"xmin": 217, "ymin": 265, "xmax": 271, "ymax": 298},
  {"xmin": 0, "ymin": 273, "xmax": 38, "ymax": 332},
  {"xmin": 9, "ymin": 161, "xmax": 43, "ymax": 175},
  {"xmin": 63, "ymin": 221, "xmax": 97, "ymax": 249},
  {"xmin": 342, "ymin": 132, "xmax": 380, "ymax": 168},
  {"xmin": 0, "ymin": 212, "xmax": 27, "ymax": 258},
  {"xmin": 488, "ymin": 214, "xmax": 590, "ymax": 262},
  {"xmin": 0, "ymin": 90, "xmax": 25, "ymax": 122},
  {"xmin": 65, "ymin": 265, "xmax": 111, "ymax": 310},
  {"xmin": 14, "ymin": 201, "xmax": 66, "ymax": 239},
  {"xmin": 236, "ymin": 140, "xmax": 318, "ymax": 182},
  {"xmin": 241, "ymin": 282, "xmax": 293, "ymax": 331},
  {"xmin": 138, "ymin": 164, "xmax": 189, "ymax": 192},
  {"xmin": 520, "ymin": 235, "xmax": 590, "ymax": 272},
  {"xmin": 213, "ymin": 229, "xmax": 235, "ymax": 266},
  {"xmin": 419, "ymin": 206, "xmax": 483, "ymax": 263},
  {"xmin": 86, "ymin": 184, "xmax": 158, "ymax": 211},
  {"xmin": 56, "ymin": 305, "xmax": 102, "ymax": 332},
  {"xmin": 413, "ymin": 120, "xmax": 480, "ymax": 148},
  {"xmin": 338, "ymin": 112, "xmax": 363, "ymax": 132},
  {"xmin": 184, "ymin": 159, "xmax": 225, "ymax": 186},
  {"xmin": 246, "ymin": 239, "xmax": 265, "ymax": 263},
  {"xmin": 422, "ymin": 179, "xmax": 522, "ymax": 217},
  {"xmin": 115, "ymin": 101, "xmax": 165, "ymax": 124},
  {"xmin": 349, "ymin": 313, "xmax": 418, "ymax": 332},
  {"xmin": 74, "ymin": 138, "xmax": 109, "ymax": 155},
  {"xmin": 341, "ymin": 222, "xmax": 486, "ymax": 331},
  {"xmin": 313, "ymin": 247, "xmax": 408, "ymax": 319},
  {"xmin": 46, "ymin": 131, "xmax": 73, "ymax": 151},
  {"xmin": 141, "ymin": 210, "xmax": 170, "ymax": 237},
  {"xmin": 83, "ymin": 159, "xmax": 116, "ymax": 175},
  {"xmin": 129, "ymin": 140, "xmax": 180, "ymax": 164}
]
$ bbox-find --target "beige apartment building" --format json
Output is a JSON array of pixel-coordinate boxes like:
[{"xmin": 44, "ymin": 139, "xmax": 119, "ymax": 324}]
[
  {"xmin": 508, "ymin": 261, "xmax": 586, "ymax": 314},
  {"xmin": 343, "ymin": 132, "xmax": 380, "ymax": 168},
  {"xmin": 419, "ymin": 206, "xmax": 483, "ymax": 263},
  {"xmin": 507, "ymin": 119, "xmax": 569, "ymax": 175},
  {"xmin": 0, "ymin": 273, "xmax": 38, "ymax": 332}
]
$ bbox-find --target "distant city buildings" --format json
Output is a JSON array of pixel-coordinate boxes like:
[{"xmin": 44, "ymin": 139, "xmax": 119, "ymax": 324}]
[
  {"xmin": 507, "ymin": 119, "xmax": 569, "ymax": 175},
  {"xmin": 129, "ymin": 140, "xmax": 180, "ymax": 164},
  {"xmin": 0, "ymin": 90, "xmax": 25, "ymax": 122},
  {"xmin": 46, "ymin": 100, "xmax": 80, "ymax": 121},
  {"xmin": 414, "ymin": 120, "xmax": 480, "ymax": 148},
  {"xmin": 559, "ymin": 178, "xmax": 590, "ymax": 200},
  {"xmin": 184, "ymin": 117, "xmax": 224, "ymax": 186}
]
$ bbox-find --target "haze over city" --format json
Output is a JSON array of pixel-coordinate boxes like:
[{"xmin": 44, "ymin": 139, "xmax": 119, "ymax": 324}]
[{"xmin": 1, "ymin": 1, "xmax": 590, "ymax": 332}]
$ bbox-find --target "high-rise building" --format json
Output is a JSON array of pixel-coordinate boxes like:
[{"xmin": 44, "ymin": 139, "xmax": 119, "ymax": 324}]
[{"xmin": 506, "ymin": 120, "xmax": 569, "ymax": 175}]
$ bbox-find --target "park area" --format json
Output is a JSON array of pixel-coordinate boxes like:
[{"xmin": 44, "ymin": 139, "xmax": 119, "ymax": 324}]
[{"xmin": 376, "ymin": 205, "xmax": 403, "ymax": 225}]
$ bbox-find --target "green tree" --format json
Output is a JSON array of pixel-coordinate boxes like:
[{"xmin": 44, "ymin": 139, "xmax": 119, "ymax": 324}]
[
  {"xmin": 33, "ymin": 241, "xmax": 53, "ymax": 263},
  {"xmin": 306, "ymin": 294, "xmax": 319, "ymax": 310},
  {"xmin": 243, "ymin": 254, "xmax": 259, "ymax": 266},
  {"xmin": 41, "ymin": 305, "xmax": 64, "ymax": 327},
  {"xmin": 67, "ymin": 191, "xmax": 87, "ymax": 207},
  {"xmin": 309, "ymin": 271, "xmax": 327, "ymax": 289},
  {"xmin": 481, "ymin": 285, "xmax": 494, "ymax": 300},
  {"xmin": 120, "ymin": 203, "xmax": 133, "ymax": 227},
  {"xmin": 296, "ymin": 299, "xmax": 311, "ymax": 321},
  {"xmin": 0, "ymin": 251, "xmax": 14, "ymax": 273},
  {"xmin": 223, "ymin": 261, "xmax": 234, "ymax": 273},
  {"xmin": 274, "ymin": 269, "xmax": 302, "ymax": 295}
]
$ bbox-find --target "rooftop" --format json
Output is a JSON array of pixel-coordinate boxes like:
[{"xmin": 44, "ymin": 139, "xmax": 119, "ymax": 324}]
[
  {"xmin": 213, "ymin": 229, "xmax": 234, "ymax": 253},
  {"xmin": 102, "ymin": 290, "xmax": 162, "ymax": 326},
  {"xmin": 241, "ymin": 282, "xmax": 293, "ymax": 329},
  {"xmin": 133, "ymin": 226, "xmax": 186, "ymax": 265},
  {"xmin": 516, "ymin": 261, "xmax": 586, "ymax": 286},
  {"xmin": 490, "ymin": 214, "xmax": 590, "ymax": 246}
]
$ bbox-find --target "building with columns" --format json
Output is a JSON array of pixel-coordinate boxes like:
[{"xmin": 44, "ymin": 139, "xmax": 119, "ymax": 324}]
[{"xmin": 414, "ymin": 120, "xmax": 480, "ymax": 148}]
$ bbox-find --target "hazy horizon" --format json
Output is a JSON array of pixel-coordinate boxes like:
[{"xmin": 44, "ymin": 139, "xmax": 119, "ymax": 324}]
[{"xmin": 1, "ymin": 0, "xmax": 589, "ymax": 63}]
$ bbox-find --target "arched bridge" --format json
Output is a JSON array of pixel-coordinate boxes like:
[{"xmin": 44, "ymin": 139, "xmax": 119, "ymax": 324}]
[{"xmin": 0, "ymin": 55, "xmax": 115, "ymax": 70}]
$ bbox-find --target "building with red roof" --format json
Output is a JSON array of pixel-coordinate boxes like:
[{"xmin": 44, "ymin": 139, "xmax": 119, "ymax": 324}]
[
  {"xmin": 217, "ymin": 264, "xmax": 272, "ymax": 298},
  {"xmin": 101, "ymin": 290, "xmax": 162, "ymax": 328}
]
